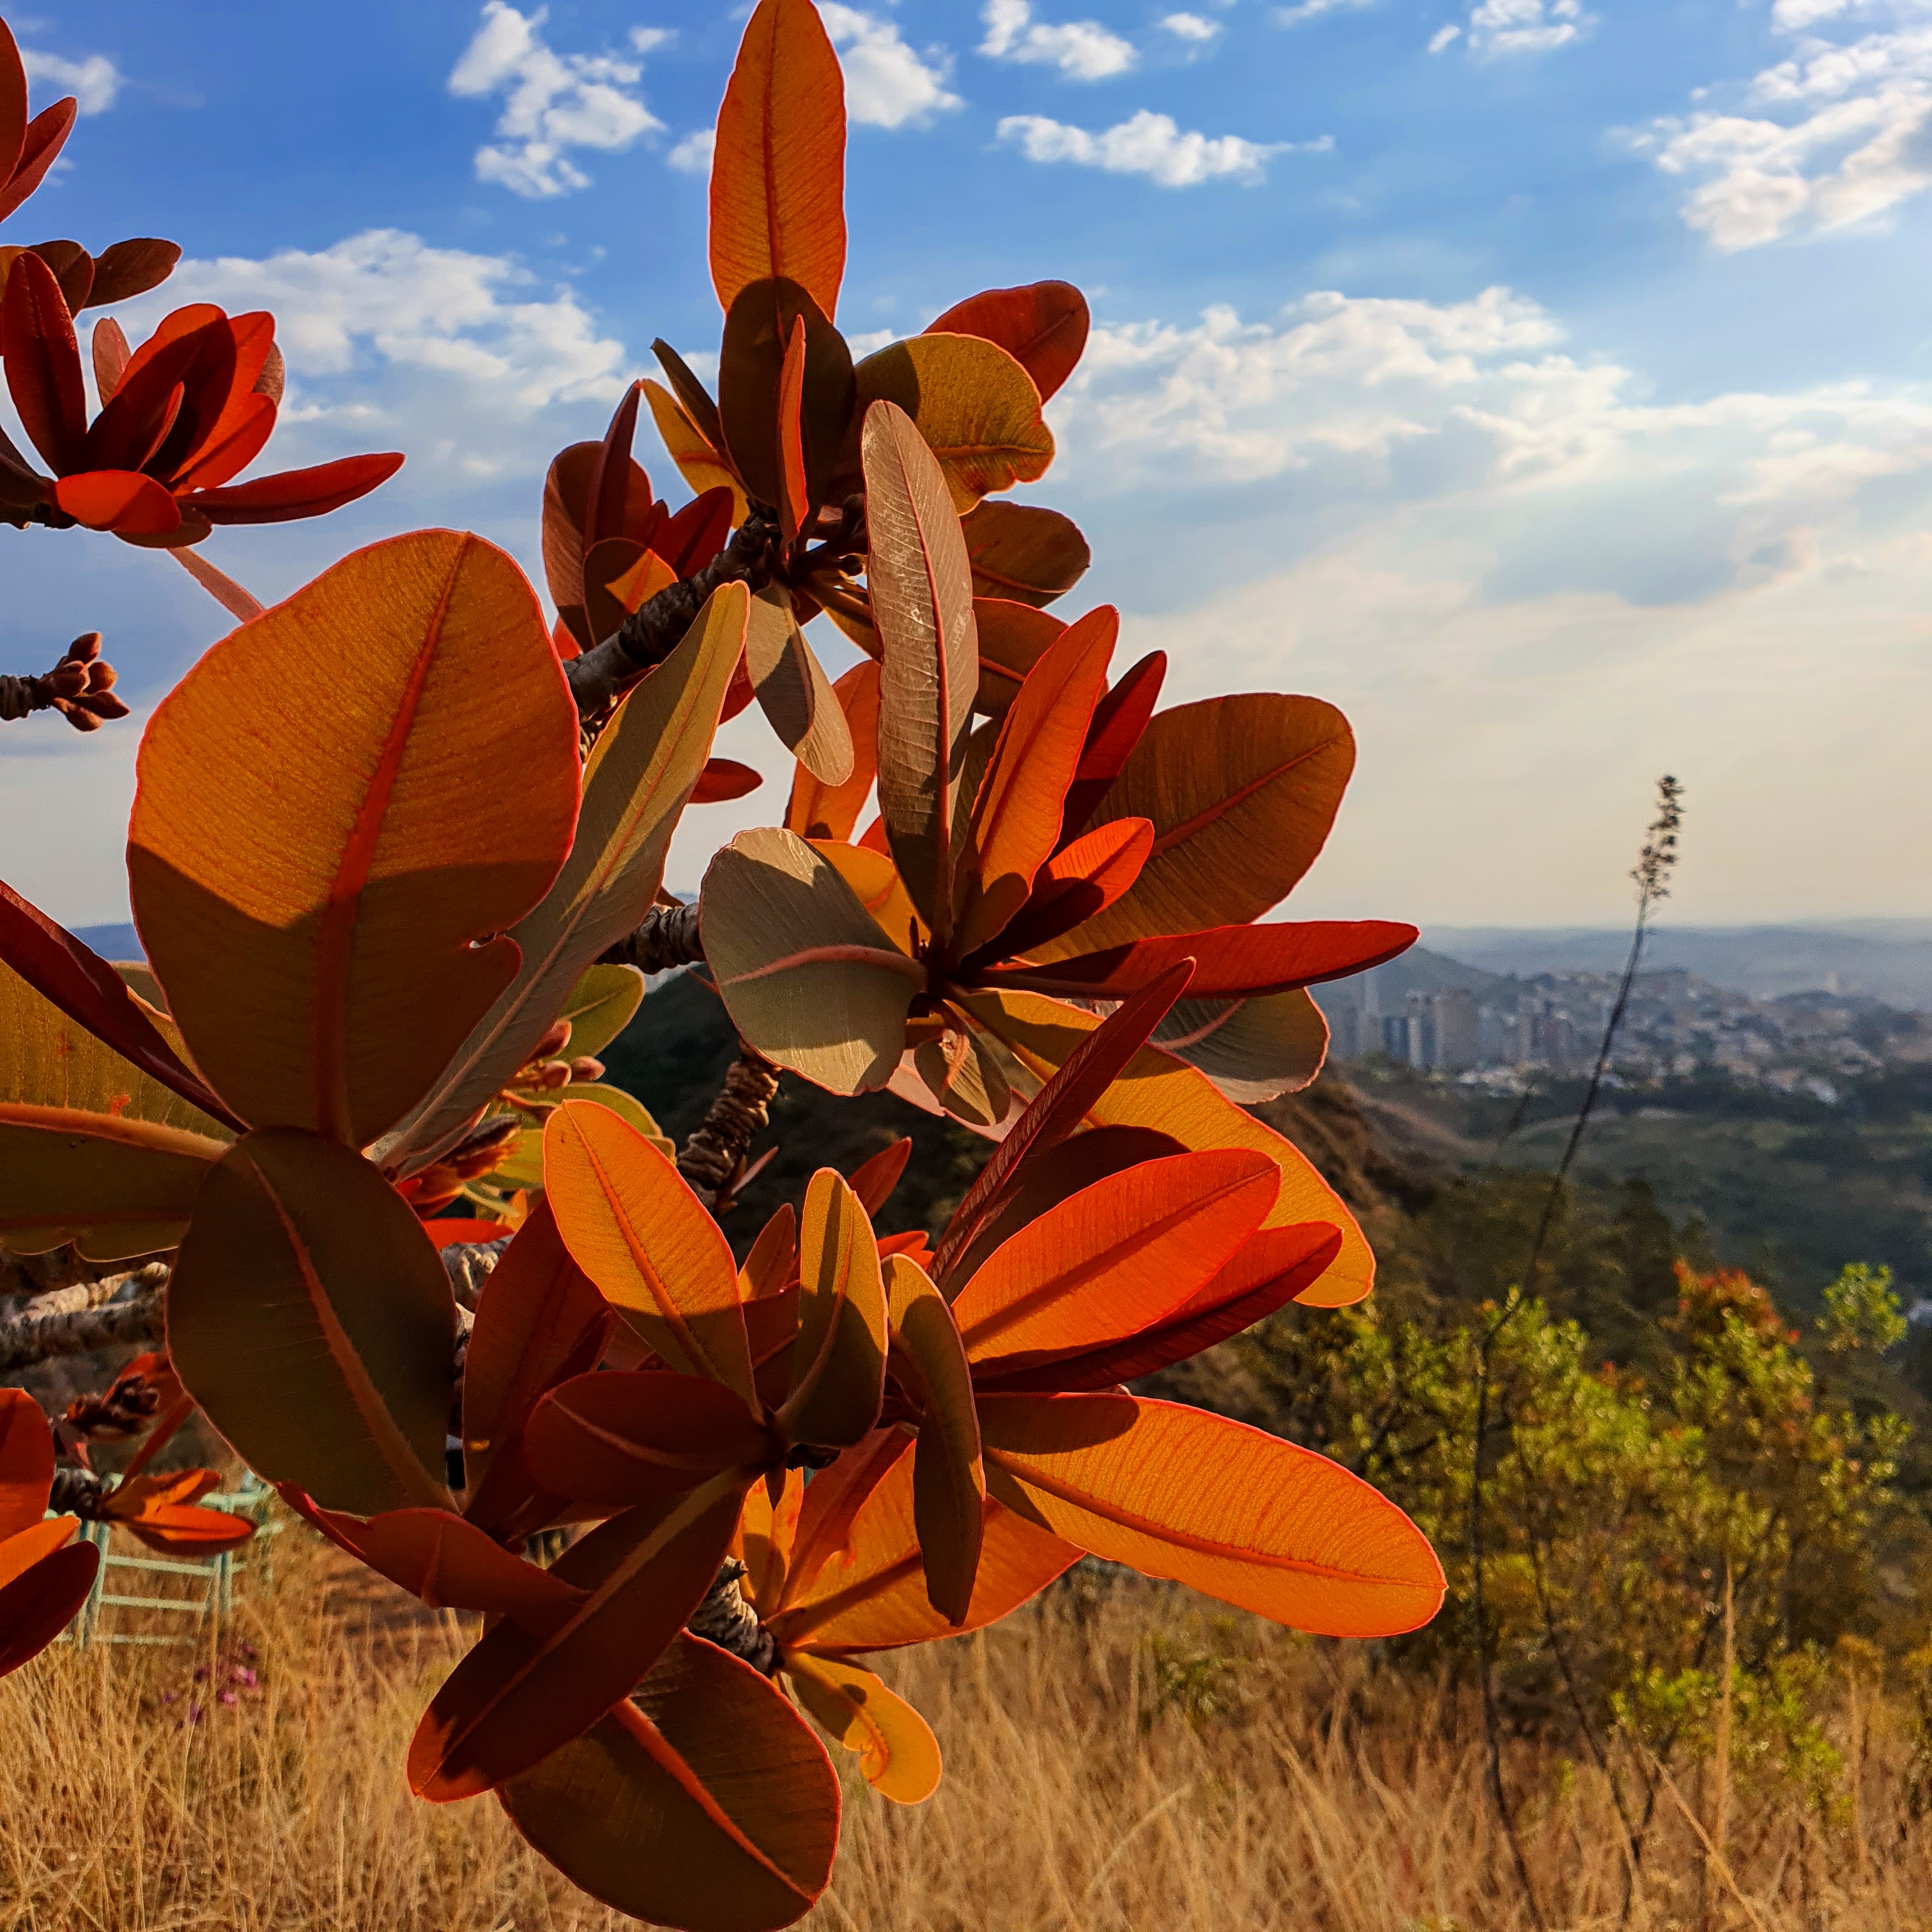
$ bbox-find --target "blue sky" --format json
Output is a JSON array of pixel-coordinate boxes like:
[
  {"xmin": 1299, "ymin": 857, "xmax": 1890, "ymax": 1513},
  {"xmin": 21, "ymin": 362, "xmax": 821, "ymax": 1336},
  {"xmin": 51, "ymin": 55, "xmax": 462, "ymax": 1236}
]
[{"xmin": 4, "ymin": 0, "xmax": 1929, "ymax": 930}]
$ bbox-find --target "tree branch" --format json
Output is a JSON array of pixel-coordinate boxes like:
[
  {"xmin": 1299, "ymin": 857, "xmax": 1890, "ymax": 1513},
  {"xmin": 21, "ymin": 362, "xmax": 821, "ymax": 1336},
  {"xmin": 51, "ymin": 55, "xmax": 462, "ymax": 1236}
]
[
  {"xmin": 686, "ymin": 1557, "xmax": 777, "ymax": 1673},
  {"xmin": 0, "ymin": 1267, "xmax": 167, "ymax": 1373},
  {"xmin": 675, "ymin": 1046, "xmax": 780, "ymax": 1209},
  {"xmin": 599, "ymin": 900, "xmax": 703, "ymax": 976},
  {"xmin": 563, "ymin": 510, "xmax": 781, "ymax": 719}
]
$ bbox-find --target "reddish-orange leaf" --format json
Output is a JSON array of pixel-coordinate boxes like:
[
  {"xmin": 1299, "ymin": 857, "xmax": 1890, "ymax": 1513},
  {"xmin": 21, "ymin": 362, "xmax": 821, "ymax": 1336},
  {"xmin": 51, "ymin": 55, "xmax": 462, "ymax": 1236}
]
[
  {"xmin": 710, "ymin": 0, "xmax": 847, "ymax": 320},
  {"xmin": 719, "ymin": 280, "xmax": 854, "ymax": 523},
  {"xmin": 771, "ymin": 1444, "xmax": 1077, "ymax": 1654},
  {"xmin": 740, "ymin": 1202, "xmax": 798, "ymax": 1302},
  {"xmin": 52, "ymin": 469, "xmax": 183, "ymax": 535},
  {"xmin": 115, "ymin": 1504, "xmax": 256, "ymax": 1555},
  {"xmin": 847, "ymin": 1137, "xmax": 912, "ymax": 1218},
  {"xmin": 90, "ymin": 317, "xmax": 131, "ymax": 405},
  {"xmin": 500, "ymin": 1632, "xmax": 839, "ymax": 1931},
  {"xmin": 985, "ymin": 816, "xmax": 1152, "ymax": 963},
  {"xmin": 2, "ymin": 249, "xmax": 86, "ymax": 473},
  {"xmin": 738, "ymin": 1466, "xmax": 804, "ymax": 1611},
  {"xmin": 972, "ymin": 597, "xmax": 1066, "ymax": 716},
  {"xmin": 284, "ymin": 1493, "xmax": 585, "ymax": 1616},
  {"xmin": 0, "ymin": 23, "xmax": 25, "ymax": 188},
  {"xmin": 930, "ymin": 962, "xmax": 1195, "ymax": 1293},
  {"xmin": 652, "ymin": 339, "xmax": 729, "ymax": 454},
  {"xmin": 690, "ymin": 757, "xmax": 763, "ymax": 805},
  {"xmin": 884, "ymin": 1254, "xmax": 983, "ymax": 1624},
  {"xmin": 185, "ymin": 452, "xmax": 404, "ymax": 524},
  {"xmin": 924, "ymin": 281, "xmax": 1089, "ymax": 402},
  {"xmin": 960, "ymin": 500, "xmax": 1090, "ymax": 608},
  {"xmin": 980, "ymin": 1221, "xmax": 1347, "ymax": 1394},
  {"xmin": 951, "ymin": 1149, "xmax": 1277, "ymax": 1373},
  {"xmin": 785, "ymin": 659, "xmax": 880, "ymax": 843},
  {"xmin": 982, "ymin": 919, "xmax": 1418, "ymax": 1002},
  {"xmin": 981, "ymin": 1393, "xmax": 1444, "ymax": 1637},
  {"xmin": 24, "ymin": 240, "xmax": 92, "ymax": 317},
  {"xmin": 780, "ymin": 1428, "xmax": 912, "ymax": 1607},
  {"xmin": 0, "ymin": 1389, "xmax": 53, "ymax": 1539},
  {"xmin": 544, "ymin": 1101, "xmax": 757, "ymax": 1404},
  {"xmin": 167, "ymin": 391, "xmax": 278, "ymax": 494},
  {"xmin": 422, "ymin": 1218, "xmax": 509, "ymax": 1250},
  {"xmin": 1057, "ymin": 649, "xmax": 1168, "ymax": 845},
  {"xmin": 541, "ymin": 440, "xmax": 601, "ymax": 632},
  {"xmin": 462, "ymin": 1201, "xmax": 615, "ymax": 1538},
  {"xmin": 778, "ymin": 313, "xmax": 809, "ymax": 542},
  {"xmin": 0, "ymin": 1540, "xmax": 96, "ymax": 1678},
  {"xmin": 955, "ymin": 606, "xmax": 1118, "ymax": 958},
  {"xmin": 657, "ymin": 484, "xmax": 737, "ymax": 577},
  {"xmin": 409, "ymin": 1474, "xmax": 747, "ymax": 1800},
  {"xmin": 0, "ymin": 98, "xmax": 77, "ymax": 226},
  {"xmin": 776, "ymin": 1170, "xmax": 887, "ymax": 1452},
  {"xmin": 0, "ymin": 1517, "xmax": 77, "ymax": 1591},
  {"xmin": 524, "ymin": 1370, "xmax": 771, "ymax": 1510},
  {"xmin": 586, "ymin": 381, "xmax": 652, "ymax": 548}
]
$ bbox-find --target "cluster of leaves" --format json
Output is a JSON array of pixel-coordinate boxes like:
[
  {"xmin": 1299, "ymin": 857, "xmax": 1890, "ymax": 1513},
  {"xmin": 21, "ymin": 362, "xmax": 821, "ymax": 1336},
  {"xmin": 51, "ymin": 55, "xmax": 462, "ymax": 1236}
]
[{"xmin": 0, "ymin": 3, "xmax": 1445, "ymax": 1926}]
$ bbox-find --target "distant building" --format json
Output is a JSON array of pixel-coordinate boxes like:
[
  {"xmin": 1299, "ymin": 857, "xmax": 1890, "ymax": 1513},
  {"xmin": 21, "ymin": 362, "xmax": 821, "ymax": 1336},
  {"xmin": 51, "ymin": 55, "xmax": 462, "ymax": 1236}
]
[{"xmin": 1434, "ymin": 988, "xmax": 1479, "ymax": 1070}]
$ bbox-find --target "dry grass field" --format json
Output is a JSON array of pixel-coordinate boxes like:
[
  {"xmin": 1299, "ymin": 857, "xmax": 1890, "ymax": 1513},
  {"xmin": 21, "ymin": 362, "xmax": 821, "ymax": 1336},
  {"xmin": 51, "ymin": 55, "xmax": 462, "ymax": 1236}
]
[{"xmin": 0, "ymin": 1524, "xmax": 1926, "ymax": 1932}]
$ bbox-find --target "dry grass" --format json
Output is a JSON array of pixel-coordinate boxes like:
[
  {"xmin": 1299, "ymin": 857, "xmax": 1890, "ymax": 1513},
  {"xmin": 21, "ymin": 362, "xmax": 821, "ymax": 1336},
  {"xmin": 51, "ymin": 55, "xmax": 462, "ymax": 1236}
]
[{"xmin": 0, "ymin": 1529, "xmax": 1928, "ymax": 1931}]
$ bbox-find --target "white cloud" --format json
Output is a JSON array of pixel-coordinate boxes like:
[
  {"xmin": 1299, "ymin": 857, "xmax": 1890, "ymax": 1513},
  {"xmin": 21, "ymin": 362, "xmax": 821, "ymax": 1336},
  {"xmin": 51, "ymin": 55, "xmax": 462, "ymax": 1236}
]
[
  {"xmin": 1440, "ymin": 0, "xmax": 1594, "ymax": 56},
  {"xmin": 119, "ymin": 229, "xmax": 629, "ymax": 429},
  {"xmin": 1159, "ymin": 12, "xmax": 1223, "ymax": 41},
  {"xmin": 20, "ymin": 48, "xmax": 121, "ymax": 114},
  {"xmin": 448, "ymin": 1, "xmax": 666, "ymax": 199},
  {"xmin": 667, "ymin": 128, "xmax": 715, "ymax": 175},
  {"xmin": 820, "ymin": 5, "xmax": 963, "ymax": 127},
  {"xmin": 629, "ymin": 27, "xmax": 675, "ymax": 54},
  {"xmin": 1428, "ymin": 23, "xmax": 1464, "ymax": 50},
  {"xmin": 1628, "ymin": 9, "xmax": 1932, "ymax": 248},
  {"xmin": 980, "ymin": 0, "xmax": 1138, "ymax": 79},
  {"xmin": 997, "ymin": 109, "xmax": 1317, "ymax": 185},
  {"xmin": 1275, "ymin": 0, "xmax": 1377, "ymax": 26}
]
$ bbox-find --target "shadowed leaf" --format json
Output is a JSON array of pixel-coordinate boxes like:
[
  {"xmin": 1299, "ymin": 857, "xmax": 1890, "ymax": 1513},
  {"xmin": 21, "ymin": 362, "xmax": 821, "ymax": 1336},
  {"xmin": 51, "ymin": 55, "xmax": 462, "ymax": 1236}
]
[
  {"xmin": 786, "ymin": 1649, "xmax": 943, "ymax": 1804},
  {"xmin": 961, "ymin": 500, "xmax": 1090, "ymax": 608},
  {"xmin": 925, "ymin": 281, "xmax": 1089, "ymax": 402}
]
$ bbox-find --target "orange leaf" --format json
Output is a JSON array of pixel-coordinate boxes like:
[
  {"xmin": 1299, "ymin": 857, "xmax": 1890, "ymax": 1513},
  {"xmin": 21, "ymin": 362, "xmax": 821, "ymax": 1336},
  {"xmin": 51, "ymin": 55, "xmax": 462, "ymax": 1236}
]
[
  {"xmin": 2, "ymin": 249, "xmax": 86, "ymax": 472},
  {"xmin": 989, "ymin": 816, "xmax": 1152, "ymax": 962},
  {"xmin": 719, "ymin": 280, "xmax": 854, "ymax": 533},
  {"xmin": 925, "ymin": 280, "xmax": 1089, "ymax": 402},
  {"xmin": 771, "ymin": 1441, "xmax": 1077, "ymax": 1654},
  {"xmin": 0, "ymin": 1540, "xmax": 96, "ymax": 1678},
  {"xmin": 116, "ymin": 1505, "xmax": 256, "ymax": 1555},
  {"xmin": 691, "ymin": 756, "xmax": 763, "ymax": 805},
  {"xmin": 929, "ymin": 963, "xmax": 1195, "ymax": 1292},
  {"xmin": 1036, "ymin": 694, "xmax": 1357, "ymax": 960},
  {"xmin": 524, "ymin": 1370, "xmax": 771, "ymax": 1509},
  {"xmin": 884, "ymin": 1254, "xmax": 983, "ymax": 1625},
  {"xmin": 409, "ymin": 1474, "xmax": 747, "ymax": 1800},
  {"xmin": 740, "ymin": 1202, "xmax": 798, "ymax": 1301},
  {"xmin": 166, "ymin": 1130, "xmax": 457, "ymax": 1517},
  {"xmin": 777, "ymin": 1170, "xmax": 887, "ymax": 1451},
  {"xmin": 0, "ymin": 98, "xmax": 77, "ymax": 226},
  {"xmin": 955, "ymin": 606, "xmax": 1117, "ymax": 957},
  {"xmin": 1057, "ymin": 648, "xmax": 1169, "ymax": 845},
  {"xmin": 961, "ymin": 500, "xmax": 1090, "ymax": 608},
  {"xmin": 52, "ymin": 469, "xmax": 182, "ymax": 535},
  {"xmin": 952, "ymin": 1148, "xmax": 1277, "ymax": 1373},
  {"xmin": 0, "ymin": 1517, "xmax": 75, "ymax": 1591},
  {"xmin": 710, "ymin": 0, "xmax": 847, "ymax": 319},
  {"xmin": 643, "ymin": 378, "xmax": 747, "ymax": 521},
  {"xmin": 129, "ymin": 530, "xmax": 581, "ymax": 1147},
  {"xmin": 284, "ymin": 1493, "xmax": 586, "ymax": 1616},
  {"xmin": 847, "ymin": 1137, "xmax": 911, "ymax": 1218},
  {"xmin": 779, "ymin": 313, "xmax": 809, "ymax": 540},
  {"xmin": 461, "ymin": 1200, "xmax": 615, "ymax": 1539},
  {"xmin": 785, "ymin": 659, "xmax": 880, "ymax": 842},
  {"xmin": 500, "ymin": 1632, "xmax": 839, "ymax": 1931},
  {"xmin": 81, "ymin": 238, "xmax": 181, "ymax": 310},
  {"xmin": 89, "ymin": 316, "xmax": 130, "ymax": 405},
  {"xmin": 864, "ymin": 401, "xmax": 977, "ymax": 941},
  {"xmin": 543, "ymin": 1100, "xmax": 756, "ymax": 1405},
  {"xmin": 960, "ymin": 986, "xmax": 1374, "ymax": 1301},
  {"xmin": 972, "ymin": 596, "xmax": 1065, "ymax": 717},
  {"xmin": 540, "ymin": 440, "xmax": 601, "ymax": 636},
  {"xmin": 0, "ymin": 1394, "xmax": 51, "ymax": 1539},
  {"xmin": 1154, "ymin": 986, "xmax": 1331, "ymax": 1106},
  {"xmin": 785, "ymin": 1648, "xmax": 942, "ymax": 1804},
  {"xmin": 585, "ymin": 381, "xmax": 655, "ymax": 549},
  {"xmin": 978, "ymin": 1220, "xmax": 1347, "ymax": 1392},
  {"xmin": 982, "ymin": 1393, "xmax": 1443, "ymax": 1637}
]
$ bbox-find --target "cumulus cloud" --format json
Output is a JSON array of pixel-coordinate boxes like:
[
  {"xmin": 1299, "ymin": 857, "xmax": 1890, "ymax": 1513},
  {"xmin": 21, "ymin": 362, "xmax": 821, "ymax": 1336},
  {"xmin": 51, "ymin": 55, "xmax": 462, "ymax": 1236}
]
[
  {"xmin": 20, "ymin": 47, "xmax": 121, "ymax": 114},
  {"xmin": 1275, "ymin": 0, "xmax": 1378, "ymax": 27},
  {"xmin": 1159, "ymin": 12, "xmax": 1223, "ymax": 42},
  {"xmin": 1627, "ymin": 6, "xmax": 1932, "ymax": 248},
  {"xmin": 980, "ymin": 0, "xmax": 1138, "ymax": 79},
  {"xmin": 121, "ymin": 229, "xmax": 629, "ymax": 431},
  {"xmin": 997, "ymin": 109, "xmax": 1319, "ymax": 185},
  {"xmin": 1428, "ymin": 0, "xmax": 1593, "ymax": 56},
  {"xmin": 820, "ymin": 5, "xmax": 963, "ymax": 127},
  {"xmin": 447, "ymin": 2, "xmax": 666, "ymax": 199},
  {"xmin": 667, "ymin": 128, "xmax": 715, "ymax": 175}
]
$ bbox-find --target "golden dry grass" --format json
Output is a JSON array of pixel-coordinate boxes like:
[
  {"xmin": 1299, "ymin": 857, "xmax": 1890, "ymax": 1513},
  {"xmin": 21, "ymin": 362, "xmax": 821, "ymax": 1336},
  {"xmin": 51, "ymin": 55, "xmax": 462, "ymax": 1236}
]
[{"xmin": 0, "ymin": 1528, "xmax": 1926, "ymax": 1931}]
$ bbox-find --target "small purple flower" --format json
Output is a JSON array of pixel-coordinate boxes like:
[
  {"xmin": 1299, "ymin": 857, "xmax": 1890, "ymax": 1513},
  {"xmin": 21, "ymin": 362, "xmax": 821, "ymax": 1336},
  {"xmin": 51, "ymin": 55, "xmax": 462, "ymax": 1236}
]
[
  {"xmin": 231, "ymin": 1665, "xmax": 257, "ymax": 1688},
  {"xmin": 217, "ymin": 1689, "xmax": 237, "ymax": 1708}
]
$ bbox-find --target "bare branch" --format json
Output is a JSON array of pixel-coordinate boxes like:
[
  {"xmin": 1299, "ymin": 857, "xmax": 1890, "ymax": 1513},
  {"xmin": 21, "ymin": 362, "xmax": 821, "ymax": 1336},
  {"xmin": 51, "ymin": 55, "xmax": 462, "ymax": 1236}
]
[
  {"xmin": 599, "ymin": 900, "xmax": 703, "ymax": 976},
  {"xmin": 0, "ymin": 1268, "xmax": 167, "ymax": 1373},
  {"xmin": 563, "ymin": 510, "xmax": 781, "ymax": 719},
  {"xmin": 676, "ymin": 1046, "xmax": 780, "ymax": 1209},
  {"xmin": 687, "ymin": 1557, "xmax": 777, "ymax": 1673}
]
